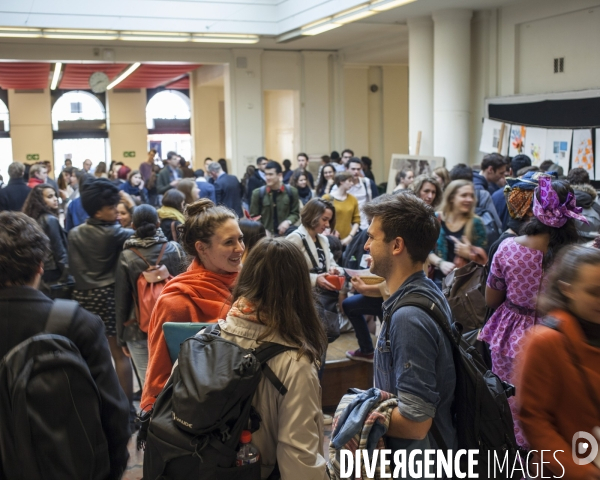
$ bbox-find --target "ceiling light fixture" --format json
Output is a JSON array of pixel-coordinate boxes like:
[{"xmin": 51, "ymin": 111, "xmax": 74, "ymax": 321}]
[
  {"xmin": 50, "ymin": 62, "xmax": 62, "ymax": 90},
  {"xmin": 120, "ymin": 31, "xmax": 192, "ymax": 42},
  {"xmin": 107, "ymin": 62, "xmax": 141, "ymax": 90},
  {"xmin": 0, "ymin": 27, "xmax": 42, "ymax": 38},
  {"xmin": 43, "ymin": 29, "xmax": 119, "ymax": 40},
  {"xmin": 370, "ymin": 0, "xmax": 417, "ymax": 12},
  {"xmin": 333, "ymin": 4, "xmax": 376, "ymax": 24},
  {"xmin": 300, "ymin": 21, "xmax": 341, "ymax": 36},
  {"xmin": 0, "ymin": 26, "xmax": 258, "ymax": 44},
  {"xmin": 191, "ymin": 33, "xmax": 259, "ymax": 44}
]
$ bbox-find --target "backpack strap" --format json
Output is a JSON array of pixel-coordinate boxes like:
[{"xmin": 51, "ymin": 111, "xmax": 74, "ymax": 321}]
[
  {"xmin": 253, "ymin": 343, "xmax": 296, "ymax": 396},
  {"xmin": 384, "ymin": 293, "xmax": 457, "ymax": 352},
  {"xmin": 130, "ymin": 248, "xmax": 153, "ymax": 269},
  {"xmin": 45, "ymin": 299, "xmax": 79, "ymax": 335},
  {"xmin": 383, "ymin": 293, "xmax": 454, "ymax": 451},
  {"xmin": 155, "ymin": 243, "xmax": 168, "ymax": 266},
  {"xmin": 171, "ymin": 220, "xmax": 178, "ymax": 241}
]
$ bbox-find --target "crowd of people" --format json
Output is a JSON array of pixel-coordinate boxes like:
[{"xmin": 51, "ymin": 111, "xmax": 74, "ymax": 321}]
[{"xmin": 1, "ymin": 147, "xmax": 600, "ymax": 479}]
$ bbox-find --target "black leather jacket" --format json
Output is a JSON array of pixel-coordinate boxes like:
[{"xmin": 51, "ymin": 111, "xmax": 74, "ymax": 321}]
[
  {"xmin": 68, "ymin": 218, "xmax": 134, "ymax": 290},
  {"xmin": 114, "ymin": 239, "xmax": 186, "ymax": 345}
]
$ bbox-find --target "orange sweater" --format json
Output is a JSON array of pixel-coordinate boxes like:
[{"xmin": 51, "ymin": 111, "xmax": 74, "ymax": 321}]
[
  {"xmin": 141, "ymin": 259, "xmax": 238, "ymax": 410},
  {"xmin": 517, "ymin": 310, "xmax": 600, "ymax": 480}
]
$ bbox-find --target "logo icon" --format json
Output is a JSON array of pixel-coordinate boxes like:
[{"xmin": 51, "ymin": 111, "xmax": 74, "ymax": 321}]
[{"xmin": 572, "ymin": 431, "xmax": 599, "ymax": 465}]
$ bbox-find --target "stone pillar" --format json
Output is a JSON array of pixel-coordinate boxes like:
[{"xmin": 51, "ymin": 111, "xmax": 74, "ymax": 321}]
[
  {"xmin": 224, "ymin": 49, "xmax": 264, "ymax": 178},
  {"xmin": 407, "ymin": 16, "xmax": 434, "ymax": 156},
  {"xmin": 433, "ymin": 9, "xmax": 472, "ymax": 168}
]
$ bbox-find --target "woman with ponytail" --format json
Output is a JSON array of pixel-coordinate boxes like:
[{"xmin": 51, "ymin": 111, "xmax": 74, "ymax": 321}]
[
  {"xmin": 115, "ymin": 205, "xmax": 185, "ymax": 388},
  {"xmin": 141, "ymin": 199, "xmax": 245, "ymax": 410}
]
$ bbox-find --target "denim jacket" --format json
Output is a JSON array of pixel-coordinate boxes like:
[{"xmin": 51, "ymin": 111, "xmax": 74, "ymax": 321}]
[{"xmin": 374, "ymin": 271, "xmax": 457, "ymax": 451}]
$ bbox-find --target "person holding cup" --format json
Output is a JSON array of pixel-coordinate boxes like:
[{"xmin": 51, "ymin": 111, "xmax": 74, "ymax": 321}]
[{"xmin": 287, "ymin": 198, "xmax": 344, "ymax": 424}]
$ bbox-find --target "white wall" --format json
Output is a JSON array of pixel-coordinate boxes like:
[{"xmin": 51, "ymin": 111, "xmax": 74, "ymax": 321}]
[{"xmin": 469, "ymin": 0, "xmax": 600, "ymax": 164}]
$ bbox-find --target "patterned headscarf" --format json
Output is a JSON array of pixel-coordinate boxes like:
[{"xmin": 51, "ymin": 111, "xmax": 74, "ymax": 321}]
[
  {"xmin": 505, "ymin": 187, "xmax": 534, "ymax": 220},
  {"xmin": 532, "ymin": 176, "xmax": 588, "ymax": 228}
]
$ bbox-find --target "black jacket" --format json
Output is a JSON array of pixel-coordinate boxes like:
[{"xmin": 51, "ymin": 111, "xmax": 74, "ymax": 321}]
[
  {"xmin": 214, "ymin": 173, "xmax": 243, "ymax": 217},
  {"xmin": 0, "ymin": 178, "xmax": 31, "ymax": 212},
  {"xmin": 115, "ymin": 238, "xmax": 185, "ymax": 346},
  {"xmin": 156, "ymin": 166, "xmax": 183, "ymax": 195},
  {"xmin": 38, "ymin": 214, "xmax": 69, "ymax": 283},
  {"xmin": 68, "ymin": 218, "xmax": 134, "ymax": 290},
  {"xmin": 245, "ymin": 170, "xmax": 266, "ymax": 205},
  {"xmin": 0, "ymin": 286, "xmax": 130, "ymax": 478}
]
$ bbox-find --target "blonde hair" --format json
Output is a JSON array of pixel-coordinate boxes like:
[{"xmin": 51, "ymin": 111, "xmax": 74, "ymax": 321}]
[
  {"xmin": 433, "ymin": 167, "xmax": 450, "ymax": 189},
  {"xmin": 179, "ymin": 199, "xmax": 238, "ymax": 261},
  {"xmin": 439, "ymin": 179, "xmax": 477, "ymax": 241}
]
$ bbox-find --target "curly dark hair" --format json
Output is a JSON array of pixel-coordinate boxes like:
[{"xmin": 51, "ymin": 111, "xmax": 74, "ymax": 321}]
[
  {"xmin": 0, "ymin": 212, "xmax": 50, "ymax": 287},
  {"xmin": 521, "ymin": 180, "xmax": 580, "ymax": 269},
  {"xmin": 22, "ymin": 184, "xmax": 58, "ymax": 220}
]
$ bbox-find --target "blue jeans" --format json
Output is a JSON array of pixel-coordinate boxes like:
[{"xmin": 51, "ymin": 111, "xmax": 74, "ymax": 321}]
[
  {"xmin": 342, "ymin": 294, "xmax": 383, "ymax": 354},
  {"xmin": 126, "ymin": 339, "xmax": 148, "ymax": 388}
]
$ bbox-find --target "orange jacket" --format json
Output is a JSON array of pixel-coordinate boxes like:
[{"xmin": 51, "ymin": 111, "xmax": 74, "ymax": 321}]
[
  {"xmin": 141, "ymin": 258, "xmax": 237, "ymax": 409},
  {"xmin": 517, "ymin": 309, "xmax": 600, "ymax": 480}
]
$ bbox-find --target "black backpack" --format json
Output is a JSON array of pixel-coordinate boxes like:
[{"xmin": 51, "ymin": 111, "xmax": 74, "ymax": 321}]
[
  {"xmin": 0, "ymin": 299, "xmax": 111, "ymax": 480},
  {"xmin": 142, "ymin": 325, "xmax": 295, "ymax": 480},
  {"xmin": 386, "ymin": 293, "xmax": 519, "ymax": 478},
  {"xmin": 341, "ymin": 230, "xmax": 369, "ymax": 270}
]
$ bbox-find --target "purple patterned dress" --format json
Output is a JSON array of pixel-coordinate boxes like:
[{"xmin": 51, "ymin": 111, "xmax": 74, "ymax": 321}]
[{"xmin": 480, "ymin": 237, "xmax": 544, "ymax": 448}]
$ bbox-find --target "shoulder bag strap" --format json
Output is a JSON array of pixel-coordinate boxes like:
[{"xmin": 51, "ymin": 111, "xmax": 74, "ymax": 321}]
[
  {"xmin": 130, "ymin": 248, "xmax": 153, "ymax": 269},
  {"xmin": 45, "ymin": 299, "xmax": 79, "ymax": 335},
  {"xmin": 155, "ymin": 242, "xmax": 168, "ymax": 266},
  {"xmin": 295, "ymin": 232, "xmax": 319, "ymax": 270}
]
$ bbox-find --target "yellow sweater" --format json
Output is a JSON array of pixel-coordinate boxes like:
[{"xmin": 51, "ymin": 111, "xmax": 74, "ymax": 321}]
[{"xmin": 323, "ymin": 193, "xmax": 360, "ymax": 239}]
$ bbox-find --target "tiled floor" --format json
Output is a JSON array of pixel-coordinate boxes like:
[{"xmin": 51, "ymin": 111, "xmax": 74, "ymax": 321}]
[{"xmin": 123, "ymin": 330, "xmax": 374, "ymax": 478}]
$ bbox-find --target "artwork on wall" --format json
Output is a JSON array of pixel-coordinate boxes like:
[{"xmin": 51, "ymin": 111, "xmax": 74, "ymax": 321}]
[
  {"xmin": 572, "ymin": 129, "xmax": 594, "ymax": 179},
  {"xmin": 386, "ymin": 154, "xmax": 445, "ymax": 194},
  {"xmin": 479, "ymin": 118, "xmax": 510, "ymax": 155},
  {"xmin": 544, "ymin": 129, "xmax": 572, "ymax": 172},
  {"xmin": 508, "ymin": 125, "xmax": 526, "ymax": 157},
  {"xmin": 523, "ymin": 127, "xmax": 547, "ymax": 165}
]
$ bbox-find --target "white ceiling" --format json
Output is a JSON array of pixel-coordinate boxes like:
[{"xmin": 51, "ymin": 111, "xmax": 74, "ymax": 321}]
[
  {"xmin": 0, "ymin": 0, "xmax": 519, "ymax": 35},
  {"xmin": 0, "ymin": 0, "xmax": 522, "ymax": 66}
]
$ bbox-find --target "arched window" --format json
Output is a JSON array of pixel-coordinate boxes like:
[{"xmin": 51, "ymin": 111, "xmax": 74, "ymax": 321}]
[
  {"xmin": 51, "ymin": 90, "xmax": 106, "ymax": 131},
  {"xmin": 0, "ymin": 99, "xmax": 8, "ymax": 132},
  {"xmin": 146, "ymin": 90, "xmax": 191, "ymax": 130}
]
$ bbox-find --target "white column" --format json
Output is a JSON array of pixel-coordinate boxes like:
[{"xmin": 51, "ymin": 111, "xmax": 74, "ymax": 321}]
[
  {"xmin": 407, "ymin": 16, "xmax": 433, "ymax": 156},
  {"xmin": 224, "ymin": 49, "xmax": 264, "ymax": 178},
  {"xmin": 433, "ymin": 9, "xmax": 472, "ymax": 168}
]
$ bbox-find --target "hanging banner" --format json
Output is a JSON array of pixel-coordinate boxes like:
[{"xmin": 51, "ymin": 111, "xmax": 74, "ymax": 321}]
[
  {"xmin": 572, "ymin": 129, "xmax": 594, "ymax": 179},
  {"xmin": 479, "ymin": 118, "xmax": 510, "ymax": 155},
  {"xmin": 544, "ymin": 129, "xmax": 572, "ymax": 173},
  {"xmin": 508, "ymin": 125, "xmax": 526, "ymax": 157},
  {"xmin": 522, "ymin": 127, "xmax": 547, "ymax": 165}
]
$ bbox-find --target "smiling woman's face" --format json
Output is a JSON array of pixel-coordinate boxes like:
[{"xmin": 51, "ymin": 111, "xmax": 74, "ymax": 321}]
[{"xmin": 195, "ymin": 218, "xmax": 245, "ymax": 274}]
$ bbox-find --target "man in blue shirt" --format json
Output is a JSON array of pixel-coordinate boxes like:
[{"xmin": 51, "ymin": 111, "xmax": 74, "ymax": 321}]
[{"xmin": 362, "ymin": 194, "xmax": 457, "ymax": 470}]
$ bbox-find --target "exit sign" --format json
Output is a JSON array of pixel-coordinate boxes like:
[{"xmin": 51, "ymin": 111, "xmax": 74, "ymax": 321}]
[
  {"xmin": 26, "ymin": 154, "xmax": 40, "ymax": 161},
  {"xmin": 123, "ymin": 151, "xmax": 136, "ymax": 158}
]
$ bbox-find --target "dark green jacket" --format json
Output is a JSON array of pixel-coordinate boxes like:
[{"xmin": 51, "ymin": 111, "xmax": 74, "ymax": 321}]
[{"xmin": 249, "ymin": 185, "xmax": 299, "ymax": 234}]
